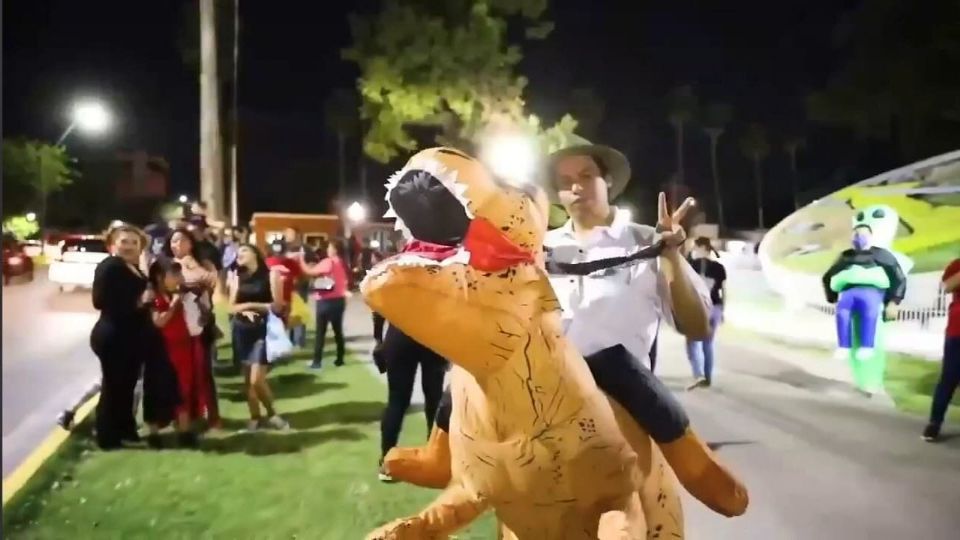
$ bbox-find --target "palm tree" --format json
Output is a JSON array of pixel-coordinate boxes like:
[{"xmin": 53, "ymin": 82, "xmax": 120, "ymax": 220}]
[
  {"xmin": 739, "ymin": 123, "xmax": 771, "ymax": 229},
  {"xmin": 702, "ymin": 103, "xmax": 733, "ymax": 231},
  {"xmin": 666, "ymin": 85, "xmax": 699, "ymax": 188},
  {"xmin": 323, "ymin": 89, "xmax": 361, "ymax": 198},
  {"xmin": 783, "ymin": 136, "xmax": 806, "ymax": 212}
]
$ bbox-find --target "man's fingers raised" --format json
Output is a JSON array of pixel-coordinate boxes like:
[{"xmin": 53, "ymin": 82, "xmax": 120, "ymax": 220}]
[{"xmin": 672, "ymin": 197, "xmax": 696, "ymax": 222}]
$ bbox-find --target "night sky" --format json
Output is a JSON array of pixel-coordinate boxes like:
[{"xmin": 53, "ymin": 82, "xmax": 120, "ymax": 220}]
[{"xmin": 4, "ymin": 0, "xmax": 881, "ymax": 228}]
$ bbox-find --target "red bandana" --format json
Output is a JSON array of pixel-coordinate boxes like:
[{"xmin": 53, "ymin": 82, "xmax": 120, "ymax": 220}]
[
  {"xmin": 463, "ymin": 217, "xmax": 534, "ymax": 272},
  {"xmin": 399, "ymin": 217, "xmax": 534, "ymax": 272}
]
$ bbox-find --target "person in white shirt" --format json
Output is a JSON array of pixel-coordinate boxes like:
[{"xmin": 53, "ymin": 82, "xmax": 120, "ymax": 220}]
[
  {"xmin": 542, "ymin": 138, "xmax": 714, "ymax": 448},
  {"xmin": 383, "ymin": 139, "xmax": 748, "ymax": 518}
]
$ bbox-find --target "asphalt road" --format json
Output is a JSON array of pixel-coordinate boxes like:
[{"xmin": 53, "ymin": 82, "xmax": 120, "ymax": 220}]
[
  {"xmin": 655, "ymin": 330, "xmax": 960, "ymax": 539},
  {"xmin": 2, "ymin": 269, "xmax": 100, "ymax": 478}
]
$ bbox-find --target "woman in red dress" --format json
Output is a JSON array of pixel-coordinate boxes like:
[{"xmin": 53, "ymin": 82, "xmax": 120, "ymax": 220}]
[{"xmin": 148, "ymin": 257, "xmax": 210, "ymax": 447}]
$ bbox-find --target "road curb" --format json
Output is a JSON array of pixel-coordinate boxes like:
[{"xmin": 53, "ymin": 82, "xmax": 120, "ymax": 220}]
[{"xmin": 1, "ymin": 392, "xmax": 99, "ymax": 507}]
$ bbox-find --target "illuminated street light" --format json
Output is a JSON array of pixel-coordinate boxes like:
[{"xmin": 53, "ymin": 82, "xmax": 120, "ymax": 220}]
[
  {"xmin": 179, "ymin": 195, "xmax": 189, "ymax": 203},
  {"xmin": 481, "ymin": 133, "xmax": 539, "ymax": 187},
  {"xmin": 346, "ymin": 201, "xmax": 367, "ymax": 223},
  {"xmin": 57, "ymin": 99, "xmax": 112, "ymax": 145},
  {"xmin": 25, "ymin": 212, "xmax": 37, "ymax": 222}
]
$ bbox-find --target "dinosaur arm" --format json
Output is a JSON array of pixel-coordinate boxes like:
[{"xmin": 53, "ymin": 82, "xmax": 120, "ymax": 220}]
[
  {"xmin": 873, "ymin": 248, "xmax": 907, "ymax": 304},
  {"xmin": 366, "ymin": 484, "xmax": 488, "ymax": 540}
]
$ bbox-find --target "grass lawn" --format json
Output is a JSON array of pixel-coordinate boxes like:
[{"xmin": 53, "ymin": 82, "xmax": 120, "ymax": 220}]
[
  {"xmin": 724, "ymin": 326, "xmax": 960, "ymax": 422},
  {"xmin": 3, "ymin": 337, "xmax": 498, "ymax": 539}
]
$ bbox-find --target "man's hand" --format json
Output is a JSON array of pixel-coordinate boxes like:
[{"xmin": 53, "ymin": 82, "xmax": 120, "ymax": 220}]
[
  {"xmin": 884, "ymin": 303, "xmax": 899, "ymax": 321},
  {"xmin": 657, "ymin": 192, "xmax": 696, "ymax": 251}
]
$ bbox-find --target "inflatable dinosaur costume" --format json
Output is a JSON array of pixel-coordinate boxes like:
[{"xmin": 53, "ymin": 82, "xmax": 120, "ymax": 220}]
[{"xmin": 361, "ymin": 147, "xmax": 747, "ymax": 539}]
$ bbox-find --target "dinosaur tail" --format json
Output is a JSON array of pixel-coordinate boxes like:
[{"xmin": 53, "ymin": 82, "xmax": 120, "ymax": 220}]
[{"xmin": 658, "ymin": 427, "xmax": 749, "ymax": 517}]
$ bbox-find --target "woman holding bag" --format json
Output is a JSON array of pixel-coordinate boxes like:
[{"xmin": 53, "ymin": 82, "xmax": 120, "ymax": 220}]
[
  {"xmin": 299, "ymin": 239, "xmax": 349, "ymax": 370},
  {"xmin": 228, "ymin": 243, "xmax": 290, "ymax": 432}
]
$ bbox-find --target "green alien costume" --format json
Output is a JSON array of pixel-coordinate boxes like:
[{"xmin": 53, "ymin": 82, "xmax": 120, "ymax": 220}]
[{"xmin": 821, "ymin": 204, "xmax": 912, "ymax": 395}]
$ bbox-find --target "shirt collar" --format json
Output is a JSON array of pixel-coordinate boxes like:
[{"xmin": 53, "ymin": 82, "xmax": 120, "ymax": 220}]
[{"xmin": 558, "ymin": 208, "xmax": 631, "ymax": 242}]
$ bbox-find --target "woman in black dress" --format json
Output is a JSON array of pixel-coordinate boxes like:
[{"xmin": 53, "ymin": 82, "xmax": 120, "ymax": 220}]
[
  {"xmin": 90, "ymin": 225, "xmax": 157, "ymax": 449},
  {"xmin": 228, "ymin": 244, "xmax": 289, "ymax": 432}
]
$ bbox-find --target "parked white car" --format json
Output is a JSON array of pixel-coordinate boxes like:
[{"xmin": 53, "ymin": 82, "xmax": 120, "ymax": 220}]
[{"xmin": 48, "ymin": 237, "xmax": 109, "ymax": 292}]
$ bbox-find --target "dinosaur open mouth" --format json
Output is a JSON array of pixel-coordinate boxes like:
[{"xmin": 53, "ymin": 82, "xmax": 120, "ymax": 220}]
[{"xmin": 361, "ymin": 159, "xmax": 475, "ymax": 288}]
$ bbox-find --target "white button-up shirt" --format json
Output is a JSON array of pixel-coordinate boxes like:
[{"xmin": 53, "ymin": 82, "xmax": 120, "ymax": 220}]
[{"xmin": 544, "ymin": 209, "xmax": 711, "ymax": 366}]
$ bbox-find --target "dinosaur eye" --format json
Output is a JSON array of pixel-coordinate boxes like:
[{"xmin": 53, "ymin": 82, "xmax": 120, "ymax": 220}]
[
  {"xmin": 855, "ymin": 211, "xmax": 864, "ymax": 221},
  {"xmin": 872, "ymin": 208, "xmax": 885, "ymax": 219},
  {"xmin": 437, "ymin": 148, "xmax": 473, "ymax": 160}
]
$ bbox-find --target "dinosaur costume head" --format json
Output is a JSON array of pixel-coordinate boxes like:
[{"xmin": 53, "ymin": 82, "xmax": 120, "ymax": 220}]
[
  {"xmin": 361, "ymin": 147, "xmax": 556, "ymax": 379},
  {"xmin": 851, "ymin": 204, "xmax": 899, "ymax": 250}
]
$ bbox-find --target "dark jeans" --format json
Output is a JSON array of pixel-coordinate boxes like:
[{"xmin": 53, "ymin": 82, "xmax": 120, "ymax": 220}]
[
  {"xmin": 314, "ymin": 297, "xmax": 346, "ymax": 366},
  {"xmin": 373, "ymin": 312, "xmax": 386, "ymax": 344},
  {"xmin": 203, "ymin": 326, "xmax": 221, "ymax": 422},
  {"xmin": 431, "ymin": 344, "xmax": 689, "ymax": 444},
  {"xmin": 380, "ymin": 326, "xmax": 448, "ymax": 457},
  {"xmin": 930, "ymin": 336, "xmax": 960, "ymax": 425},
  {"xmin": 91, "ymin": 341, "xmax": 141, "ymax": 447}
]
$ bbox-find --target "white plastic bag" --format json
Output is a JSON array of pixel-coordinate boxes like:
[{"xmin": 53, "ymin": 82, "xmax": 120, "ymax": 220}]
[
  {"xmin": 182, "ymin": 292, "xmax": 205, "ymax": 337},
  {"xmin": 265, "ymin": 311, "xmax": 293, "ymax": 363}
]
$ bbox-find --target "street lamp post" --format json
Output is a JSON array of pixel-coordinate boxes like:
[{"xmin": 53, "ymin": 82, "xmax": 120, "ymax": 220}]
[{"xmin": 39, "ymin": 100, "xmax": 111, "ymax": 242}]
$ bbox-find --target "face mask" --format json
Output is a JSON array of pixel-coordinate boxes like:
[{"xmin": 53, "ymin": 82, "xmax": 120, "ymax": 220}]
[{"xmin": 853, "ymin": 232, "xmax": 870, "ymax": 250}]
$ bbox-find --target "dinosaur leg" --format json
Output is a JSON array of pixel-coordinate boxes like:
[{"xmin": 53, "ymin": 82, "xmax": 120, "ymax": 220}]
[
  {"xmin": 383, "ymin": 425, "xmax": 452, "ymax": 488},
  {"xmin": 659, "ymin": 427, "xmax": 748, "ymax": 517},
  {"xmin": 586, "ymin": 345, "xmax": 748, "ymax": 518},
  {"xmin": 366, "ymin": 484, "xmax": 488, "ymax": 540}
]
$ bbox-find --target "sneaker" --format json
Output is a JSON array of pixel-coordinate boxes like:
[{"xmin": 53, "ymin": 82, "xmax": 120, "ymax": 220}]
[
  {"xmin": 243, "ymin": 419, "xmax": 262, "ymax": 432},
  {"xmin": 686, "ymin": 378, "xmax": 708, "ymax": 391},
  {"xmin": 334, "ymin": 359, "xmax": 345, "ymax": 367},
  {"xmin": 57, "ymin": 410, "xmax": 75, "ymax": 430},
  {"xmin": 267, "ymin": 415, "xmax": 290, "ymax": 430},
  {"xmin": 308, "ymin": 362, "xmax": 323, "ymax": 371},
  {"xmin": 922, "ymin": 423, "xmax": 941, "ymax": 443},
  {"xmin": 378, "ymin": 460, "xmax": 394, "ymax": 483},
  {"xmin": 146, "ymin": 433, "xmax": 164, "ymax": 450}
]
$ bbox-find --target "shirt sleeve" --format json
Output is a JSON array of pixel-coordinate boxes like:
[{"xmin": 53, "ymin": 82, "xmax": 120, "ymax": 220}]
[{"xmin": 656, "ymin": 255, "xmax": 713, "ymax": 332}]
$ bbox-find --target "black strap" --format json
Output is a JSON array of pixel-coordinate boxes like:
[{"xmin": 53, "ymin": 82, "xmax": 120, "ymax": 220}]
[{"xmin": 543, "ymin": 241, "xmax": 666, "ymax": 276}]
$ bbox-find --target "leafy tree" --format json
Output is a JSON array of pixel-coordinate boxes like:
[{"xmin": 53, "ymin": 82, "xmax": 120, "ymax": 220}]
[
  {"xmin": 666, "ymin": 85, "xmax": 698, "ymax": 185},
  {"xmin": 2, "ymin": 216, "xmax": 39, "ymax": 241},
  {"xmin": 739, "ymin": 124, "xmax": 771, "ymax": 229},
  {"xmin": 783, "ymin": 135, "xmax": 806, "ymax": 212},
  {"xmin": 807, "ymin": 0, "xmax": 960, "ymax": 160},
  {"xmin": 2, "ymin": 139, "xmax": 77, "ymax": 220},
  {"xmin": 343, "ymin": 0, "xmax": 574, "ymax": 163},
  {"xmin": 701, "ymin": 102, "xmax": 733, "ymax": 231},
  {"xmin": 324, "ymin": 88, "xmax": 362, "ymax": 197}
]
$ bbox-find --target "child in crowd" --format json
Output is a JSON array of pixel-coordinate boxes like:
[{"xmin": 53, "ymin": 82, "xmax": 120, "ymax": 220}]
[{"xmin": 148, "ymin": 257, "xmax": 210, "ymax": 448}]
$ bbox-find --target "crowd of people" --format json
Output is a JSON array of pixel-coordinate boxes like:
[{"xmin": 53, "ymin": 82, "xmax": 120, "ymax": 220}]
[
  {"xmin": 62, "ymin": 201, "xmax": 368, "ymax": 449},
  {"xmin": 67, "ymin": 139, "xmax": 958, "ymax": 463}
]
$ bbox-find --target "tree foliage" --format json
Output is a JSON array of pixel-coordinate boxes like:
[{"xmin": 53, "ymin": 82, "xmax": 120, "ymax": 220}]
[
  {"xmin": 2, "ymin": 216, "xmax": 39, "ymax": 241},
  {"xmin": 2, "ymin": 139, "xmax": 77, "ymax": 216},
  {"xmin": 806, "ymin": 0, "xmax": 960, "ymax": 159},
  {"xmin": 343, "ymin": 0, "xmax": 575, "ymax": 163}
]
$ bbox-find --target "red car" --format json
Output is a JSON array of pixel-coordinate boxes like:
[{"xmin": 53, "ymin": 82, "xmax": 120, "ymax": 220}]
[{"xmin": 2, "ymin": 234, "xmax": 36, "ymax": 285}]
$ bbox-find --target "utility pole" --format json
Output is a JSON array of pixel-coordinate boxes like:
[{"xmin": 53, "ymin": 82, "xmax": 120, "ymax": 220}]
[
  {"xmin": 200, "ymin": 0, "xmax": 225, "ymax": 221},
  {"xmin": 229, "ymin": 0, "xmax": 240, "ymax": 226}
]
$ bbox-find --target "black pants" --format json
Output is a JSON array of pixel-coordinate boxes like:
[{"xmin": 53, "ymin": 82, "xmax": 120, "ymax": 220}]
[
  {"xmin": 373, "ymin": 312, "xmax": 386, "ymax": 344},
  {"xmin": 380, "ymin": 326, "xmax": 448, "ymax": 457},
  {"xmin": 203, "ymin": 324, "xmax": 221, "ymax": 421},
  {"xmin": 315, "ymin": 297, "xmax": 346, "ymax": 366},
  {"xmin": 930, "ymin": 336, "xmax": 960, "ymax": 425},
  {"xmin": 433, "ymin": 344, "xmax": 688, "ymax": 443},
  {"xmin": 90, "ymin": 326, "xmax": 141, "ymax": 447}
]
